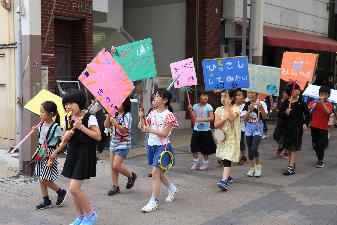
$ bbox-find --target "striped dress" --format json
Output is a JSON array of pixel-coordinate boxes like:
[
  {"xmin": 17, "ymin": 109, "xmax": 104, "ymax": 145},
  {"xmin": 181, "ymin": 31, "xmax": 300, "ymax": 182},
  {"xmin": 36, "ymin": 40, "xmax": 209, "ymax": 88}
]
[
  {"xmin": 215, "ymin": 106, "xmax": 241, "ymax": 162},
  {"xmin": 35, "ymin": 123, "xmax": 62, "ymax": 181}
]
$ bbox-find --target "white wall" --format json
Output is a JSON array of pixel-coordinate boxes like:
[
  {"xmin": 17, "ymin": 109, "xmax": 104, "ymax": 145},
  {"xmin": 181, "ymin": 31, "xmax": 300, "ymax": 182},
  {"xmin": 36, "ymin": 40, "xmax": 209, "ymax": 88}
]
[
  {"xmin": 233, "ymin": 0, "xmax": 329, "ymax": 36},
  {"xmin": 94, "ymin": 0, "xmax": 123, "ymax": 29},
  {"xmin": 124, "ymin": 2, "xmax": 186, "ymax": 75}
]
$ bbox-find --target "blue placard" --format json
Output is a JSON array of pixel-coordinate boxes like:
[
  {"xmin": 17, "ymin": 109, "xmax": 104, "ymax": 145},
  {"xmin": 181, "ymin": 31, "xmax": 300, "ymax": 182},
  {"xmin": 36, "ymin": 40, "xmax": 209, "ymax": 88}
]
[{"xmin": 202, "ymin": 57, "xmax": 249, "ymax": 91}]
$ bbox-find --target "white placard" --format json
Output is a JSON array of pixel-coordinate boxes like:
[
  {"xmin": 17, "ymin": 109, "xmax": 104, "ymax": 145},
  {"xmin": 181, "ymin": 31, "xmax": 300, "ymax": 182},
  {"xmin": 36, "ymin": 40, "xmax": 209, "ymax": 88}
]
[{"xmin": 303, "ymin": 84, "xmax": 337, "ymax": 103}]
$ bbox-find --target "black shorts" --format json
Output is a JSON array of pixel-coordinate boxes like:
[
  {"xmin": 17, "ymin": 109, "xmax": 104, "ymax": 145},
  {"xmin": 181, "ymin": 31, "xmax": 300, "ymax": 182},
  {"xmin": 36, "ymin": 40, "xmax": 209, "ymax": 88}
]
[
  {"xmin": 190, "ymin": 130, "xmax": 216, "ymax": 155},
  {"xmin": 240, "ymin": 131, "xmax": 245, "ymax": 151}
]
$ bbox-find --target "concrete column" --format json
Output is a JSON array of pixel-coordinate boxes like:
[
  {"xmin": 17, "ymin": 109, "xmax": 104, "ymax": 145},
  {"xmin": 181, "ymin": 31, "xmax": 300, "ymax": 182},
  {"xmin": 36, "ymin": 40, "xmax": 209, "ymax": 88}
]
[
  {"xmin": 250, "ymin": 0, "xmax": 264, "ymax": 65},
  {"xmin": 21, "ymin": 0, "xmax": 41, "ymax": 175}
]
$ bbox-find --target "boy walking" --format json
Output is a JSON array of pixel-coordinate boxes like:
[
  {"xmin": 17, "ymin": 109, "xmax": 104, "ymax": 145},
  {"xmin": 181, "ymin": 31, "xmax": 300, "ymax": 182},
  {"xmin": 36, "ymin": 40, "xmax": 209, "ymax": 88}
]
[{"xmin": 308, "ymin": 86, "xmax": 332, "ymax": 168}]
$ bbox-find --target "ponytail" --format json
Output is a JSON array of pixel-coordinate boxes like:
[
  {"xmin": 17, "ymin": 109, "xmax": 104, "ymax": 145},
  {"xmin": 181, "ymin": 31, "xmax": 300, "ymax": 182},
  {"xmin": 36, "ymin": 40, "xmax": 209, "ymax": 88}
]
[
  {"xmin": 54, "ymin": 112, "xmax": 60, "ymax": 125},
  {"xmin": 168, "ymin": 104, "xmax": 174, "ymax": 113}
]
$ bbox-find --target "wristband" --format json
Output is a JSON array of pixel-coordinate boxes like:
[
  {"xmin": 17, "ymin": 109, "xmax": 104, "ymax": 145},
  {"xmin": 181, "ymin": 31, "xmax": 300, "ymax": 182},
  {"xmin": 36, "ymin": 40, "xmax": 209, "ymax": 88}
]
[{"xmin": 79, "ymin": 125, "xmax": 85, "ymax": 131}]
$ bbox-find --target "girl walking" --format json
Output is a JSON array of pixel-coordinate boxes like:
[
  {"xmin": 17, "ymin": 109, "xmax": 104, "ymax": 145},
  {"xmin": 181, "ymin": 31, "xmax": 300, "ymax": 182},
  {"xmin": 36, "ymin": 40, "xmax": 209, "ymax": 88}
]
[
  {"xmin": 242, "ymin": 91, "xmax": 268, "ymax": 177},
  {"xmin": 214, "ymin": 90, "xmax": 241, "ymax": 191},
  {"xmin": 52, "ymin": 90, "xmax": 101, "ymax": 225},
  {"xmin": 34, "ymin": 101, "xmax": 67, "ymax": 210},
  {"xmin": 189, "ymin": 91, "xmax": 216, "ymax": 171},
  {"xmin": 279, "ymin": 82, "xmax": 310, "ymax": 175},
  {"xmin": 104, "ymin": 97, "xmax": 137, "ymax": 196},
  {"xmin": 139, "ymin": 89, "xmax": 179, "ymax": 213}
]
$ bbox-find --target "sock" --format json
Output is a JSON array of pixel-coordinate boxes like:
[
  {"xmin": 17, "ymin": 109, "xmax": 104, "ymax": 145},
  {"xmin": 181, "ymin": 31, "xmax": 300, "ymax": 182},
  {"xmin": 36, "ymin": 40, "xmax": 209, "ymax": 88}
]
[
  {"xmin": 43, "ymin": 196, "xmax": 50, "ymax": 203},
  {"xmin": 203, "ymin": 160, "xmax": 208, "ymax": 165},
  {"xmin": 149, "ymin": 196, "xmax": 159, "ymax": 203},
  {"xmin": 167, "ymin": 183, "xmax": 176, "ymax": 192},
  {"xmin": 193, "ymin": 158, "xmax": 199, "ymax": 163}
]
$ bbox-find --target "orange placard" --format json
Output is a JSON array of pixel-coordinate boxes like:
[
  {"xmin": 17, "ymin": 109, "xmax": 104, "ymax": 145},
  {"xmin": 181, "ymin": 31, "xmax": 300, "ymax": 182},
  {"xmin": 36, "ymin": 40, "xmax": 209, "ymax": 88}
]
[{"xmin": 280, "ymin": 52, "xmax": 318, "ymax": 90}]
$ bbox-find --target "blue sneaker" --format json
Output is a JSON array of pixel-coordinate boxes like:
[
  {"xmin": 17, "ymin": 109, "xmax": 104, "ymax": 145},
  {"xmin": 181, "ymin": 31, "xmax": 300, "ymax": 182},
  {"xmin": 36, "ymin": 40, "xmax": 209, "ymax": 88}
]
[
  {"xmin": 80, "ymin": 211, "xmax": 98, "ymax": 225},
  {"xmin": 216, "ymin": 180, "xmax": 228, "ymax": 191},
  {"xmin": 227, "ymin": 176, "xmax": 234, "ymax": 184},
  {"xmin": 69, "ymin": 216, "xmax": 83, "ymax": 225}
]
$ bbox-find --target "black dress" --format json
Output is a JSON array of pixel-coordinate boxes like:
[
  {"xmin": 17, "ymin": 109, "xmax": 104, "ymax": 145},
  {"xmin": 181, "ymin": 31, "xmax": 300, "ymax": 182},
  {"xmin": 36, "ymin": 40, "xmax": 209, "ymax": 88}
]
[
  {"xmin": 278, "ymin": 99, "xmax": 310, "ymax": 151},
  {"xmin": 62, "ymin": 113, "xmax": 97, "ymax": 180}
]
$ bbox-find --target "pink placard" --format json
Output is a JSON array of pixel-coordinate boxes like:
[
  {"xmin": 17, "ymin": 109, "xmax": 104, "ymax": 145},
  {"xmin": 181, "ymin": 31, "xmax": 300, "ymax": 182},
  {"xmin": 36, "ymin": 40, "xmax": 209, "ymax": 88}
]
[
  {"xmin": 170, "ymin": 58, "xmax": 197, "ymax": 88},
  {"xmin": 79, "ymin": 49, "xmax": 135, "ymax": 116}
]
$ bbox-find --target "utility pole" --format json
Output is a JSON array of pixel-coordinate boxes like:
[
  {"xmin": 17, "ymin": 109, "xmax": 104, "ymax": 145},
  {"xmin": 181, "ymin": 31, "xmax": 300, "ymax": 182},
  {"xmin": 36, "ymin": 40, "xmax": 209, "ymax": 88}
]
[
  {"xmin": 17, "ymin": 0, "xmax": 24, "ymax": 172},
  {"xmin": 242, "ymin": 0, "xmax": 248, "ymax": 56},
  {"xmin": 249, "ymin": 0, "xmax": 264, "ymax": 64}
]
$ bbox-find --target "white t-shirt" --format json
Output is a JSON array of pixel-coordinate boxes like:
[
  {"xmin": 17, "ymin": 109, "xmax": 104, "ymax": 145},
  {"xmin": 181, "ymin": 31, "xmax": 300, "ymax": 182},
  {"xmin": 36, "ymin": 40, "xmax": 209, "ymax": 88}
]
[
  {"xmin": 62, "ymin": 115, "xmax": 98, "ymax": 129},
  {"xmin": 242, "ymin": 101, "xmax": 268, "ymax": 123},
  {"xmin": 146, "ymin": 109, "xmax": 178, "ymax": 146}
]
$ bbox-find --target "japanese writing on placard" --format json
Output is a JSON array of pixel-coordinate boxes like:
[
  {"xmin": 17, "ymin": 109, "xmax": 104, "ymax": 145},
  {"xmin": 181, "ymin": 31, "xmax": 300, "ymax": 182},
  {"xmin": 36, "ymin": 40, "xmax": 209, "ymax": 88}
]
[
  {"xmin": 79, "ymin": 49, "xmax": 135, "ymax": 116},
  {"xmin": 202, "ymin": 56, "xmax": 249, "ymax": 91},
  {"xmin": 280, "ymin": 52, "xmax": 318, "ymax": 90},
  {"xmin": 243, "ymin": 64, "xmax": 280, "ymax": 96},
  {"xmin": 170, "ymin": 58, "xmax": 197, "ymax": 88},
  {"xmin": 113, "ymin": 38, "xmax": 157, "ymax": 81}
]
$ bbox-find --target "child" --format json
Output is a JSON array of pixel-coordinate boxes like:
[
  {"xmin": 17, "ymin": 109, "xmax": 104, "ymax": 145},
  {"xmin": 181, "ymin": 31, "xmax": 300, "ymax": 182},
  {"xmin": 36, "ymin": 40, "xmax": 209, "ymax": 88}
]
[
  {"xmin": 104, "ymin": 97, "xmax": 137, "ymax": 195},
  {"xmin": 34, "ymin": 101, "xmax": 67, "ymax": 210},
  {"xmin": 52, "ymin": 90, "xmax": 101, "ymax": 225},
  {"xmin": 274, "ymin": 90, "xmax": 289, "ymax": 159},
  {"xmin": 215, "ymin": 90, "xmax": 240, "ymax": 191},
  {"xmin": 308, "ymin": 86, "xmax": 332, "ymax": 168},
  {"xmin": 235, "ymin": 89, "xmax": 247, "ymax": 165},
  {"xmin": 279, "ymin": 83, "xmax": 310, "ymax": 175},
  {"xmin": 139, "ymin": 89, "xmax": 179, "ymax": 213},
  {"xmin": 242, "ymin": 91, "xmax": 268, "ymax": 177},
  {"xmin": 189, "ymin": 91, "xmax": 215, "ymax": 171}
]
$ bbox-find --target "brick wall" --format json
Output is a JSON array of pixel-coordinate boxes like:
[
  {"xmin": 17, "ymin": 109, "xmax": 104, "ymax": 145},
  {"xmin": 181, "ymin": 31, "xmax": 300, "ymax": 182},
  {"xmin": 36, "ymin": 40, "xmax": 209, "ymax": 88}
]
[
  {"xmin": 186, "ymin": 0, "xmax": 223, "ymax": 109},
  {"xmin": 41, "ymin": 0, "xmax": 93, "ymax": 92}
]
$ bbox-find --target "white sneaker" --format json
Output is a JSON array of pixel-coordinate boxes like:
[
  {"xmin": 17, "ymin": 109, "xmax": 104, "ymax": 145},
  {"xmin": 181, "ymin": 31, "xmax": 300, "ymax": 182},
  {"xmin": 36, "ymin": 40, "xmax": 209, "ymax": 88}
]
[
  {"xmin": 198, "ymin": 163, "xmax": 208, "ymax": 171},
  {"xmin": 190, "ymin": 162, "xmax": 200, "ymax": 170},
  {"xmin": 246, "ymin": 167, "xmax": 255, "ymax": 177},
  {"xmin": 254, "ymin": 164, "xmax": 262, "ymax": 177},
  {"xmin": 141, "ymin": 200, "xmax": 159, "ymax": 213},
  {"xmin": 165, "ymin": 186, "xmax": 178, "ymax": 202}
]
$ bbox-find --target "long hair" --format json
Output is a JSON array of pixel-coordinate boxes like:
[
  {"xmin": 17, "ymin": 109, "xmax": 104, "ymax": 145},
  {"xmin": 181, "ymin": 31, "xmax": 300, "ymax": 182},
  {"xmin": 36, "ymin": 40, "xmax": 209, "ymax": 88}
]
[
  {"xmin": 41, "ymin": 101, "xmax": 60, "ymax": 124},
  {"xmin": 156, "ymin": 89, "xmax": 173, "ymax": 112}
]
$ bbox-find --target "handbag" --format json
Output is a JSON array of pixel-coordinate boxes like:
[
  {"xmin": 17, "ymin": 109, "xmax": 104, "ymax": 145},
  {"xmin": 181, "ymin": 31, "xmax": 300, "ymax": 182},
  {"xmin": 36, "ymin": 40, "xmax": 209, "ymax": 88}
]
[{"xmin": 214, "ymin": 129, "xmax": 226, "ymax": 142}]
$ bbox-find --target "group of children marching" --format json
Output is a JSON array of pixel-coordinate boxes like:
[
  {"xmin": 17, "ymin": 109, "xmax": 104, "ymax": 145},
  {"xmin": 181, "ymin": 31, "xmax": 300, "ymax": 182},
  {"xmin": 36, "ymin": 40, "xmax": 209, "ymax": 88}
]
[
  {"xmin": 188, "ymin": 82, "xmax": 336, "ymax": 189},
  {"xmin": 30, "ymin": 80, "xmax": 336, "ymax": 225}
]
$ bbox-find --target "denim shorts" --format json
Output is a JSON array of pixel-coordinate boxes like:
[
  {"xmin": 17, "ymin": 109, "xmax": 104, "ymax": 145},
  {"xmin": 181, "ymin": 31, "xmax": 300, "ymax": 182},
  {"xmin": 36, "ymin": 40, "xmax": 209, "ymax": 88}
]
[
  {"xmin": 111, "ymin": 148, "xmax": 129, "ymax": 158},
  {"xmin": 147, "ymin": 144, "xmax": 175, "ymax": 168},
  {"xmin": 245, "ymin": 121, "xmax": 264, "ymax": 137}
]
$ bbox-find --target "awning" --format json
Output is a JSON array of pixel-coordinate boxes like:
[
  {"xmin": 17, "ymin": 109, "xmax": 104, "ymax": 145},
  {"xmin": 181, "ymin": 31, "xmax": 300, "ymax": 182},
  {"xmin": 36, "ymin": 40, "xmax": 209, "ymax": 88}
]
[{"xmin": 264, "ymin": 26, "xmax": 337, "ymax": 53}]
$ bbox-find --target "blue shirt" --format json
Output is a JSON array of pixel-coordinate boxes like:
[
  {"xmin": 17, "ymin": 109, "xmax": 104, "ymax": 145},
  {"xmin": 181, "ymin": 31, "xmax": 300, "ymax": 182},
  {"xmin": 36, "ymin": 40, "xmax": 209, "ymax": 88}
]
[
  {"xmin": 193, "ymin": 103, "xmax": 213, "ymax": 131},
  {"xmin": 38, "ymin": 123, "xmax": 62, "ymax": 147},
  {"xmin": 110, "ymin": 112, "xmax": 132, "ymax": 150}
]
